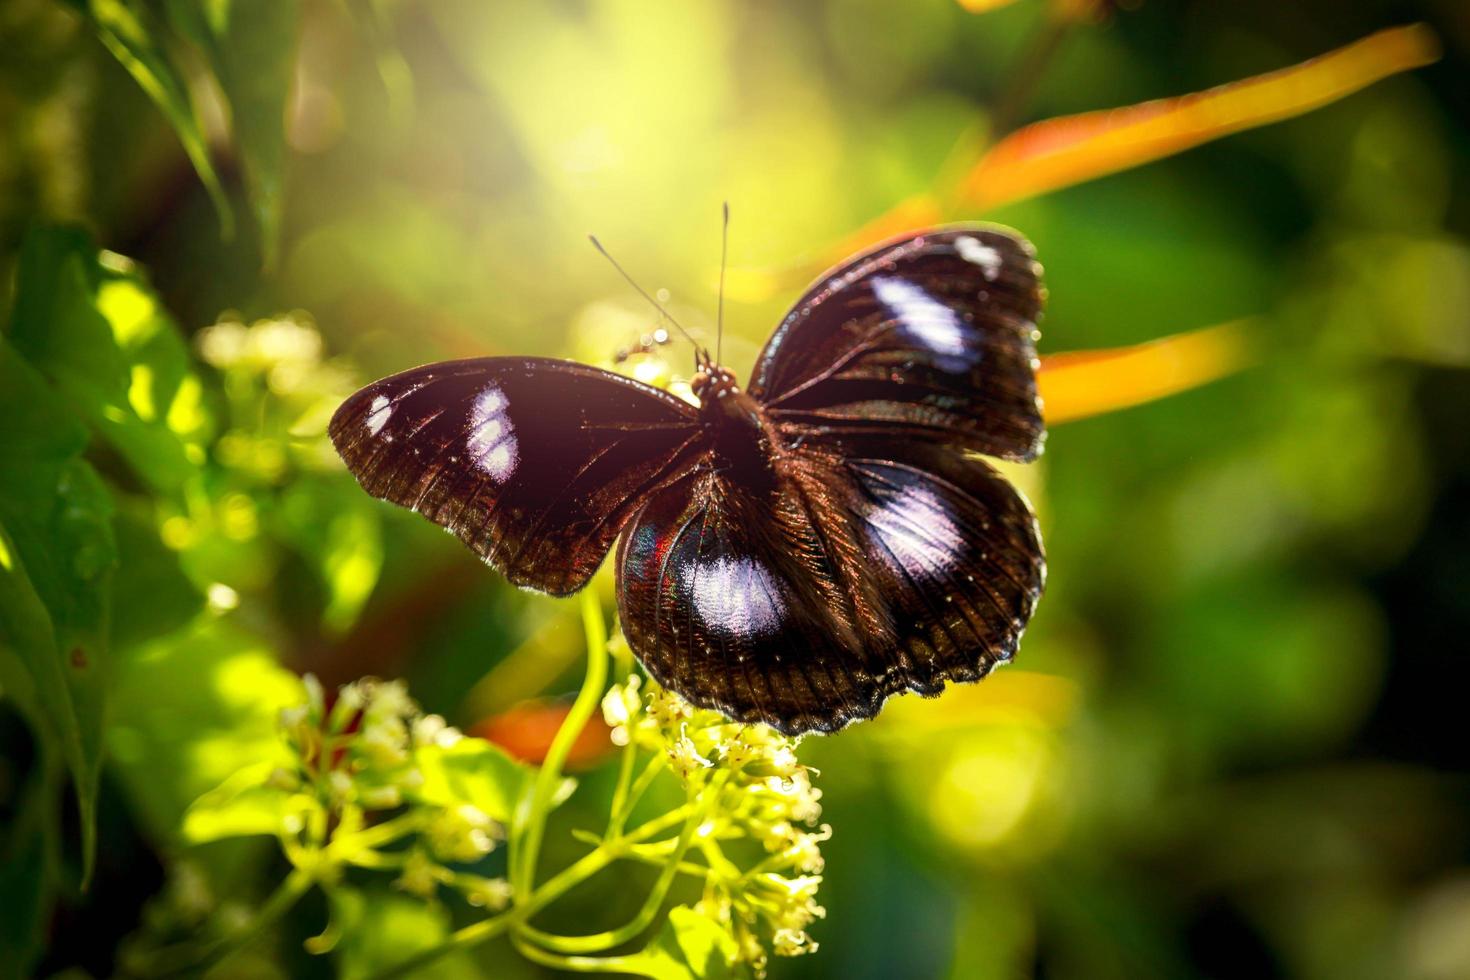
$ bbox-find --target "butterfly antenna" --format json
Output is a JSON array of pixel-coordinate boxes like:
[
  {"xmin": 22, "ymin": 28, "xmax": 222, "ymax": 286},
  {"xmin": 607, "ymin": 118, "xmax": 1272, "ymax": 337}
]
[
  {"xmin": 716, "ymin": 201, "xmax": 729, "ymax": 366},
  {"xmin": 588, "ymin": 235, "xmax": 708, "ymax": 365}
]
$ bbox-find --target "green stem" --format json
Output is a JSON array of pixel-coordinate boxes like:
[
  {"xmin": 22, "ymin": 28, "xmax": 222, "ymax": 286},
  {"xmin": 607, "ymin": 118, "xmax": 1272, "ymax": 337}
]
[
  {"xmin": 698, "ymin": 837, "xmax": 743, "ymax": 882},
  {"xmin": 368, "ymin": 805, "xmax": 696, "ymax": 980},
  {"xmin": 333, "ymin": 809, "xmax": 426, "ymax": 854},
  {"xmin": 175, "ymin": 867, "xmax": 313, "ymax": 974},
  {"xmin": 605, "ymin": 637, "xmax": 639, "ymax": 837},
  {"xmin": 613, "ymin": 754, "xmax": 665, "ymax": 830},
  {"xmin": 620, "ymin": 851, "xmax": 712, "ymax": 878},
  {"xmin": 373, "ymin": 910, "xmax": 518, "ymax": 979},
  {"xmin": 511, "ymin": 589, "xmax": 608, "ymax": 896},
  {"xmin": 608, "ymin": 738, "xmax": 638, "ymax": 833},
  {"xmin": 519, "ymin": 807, "xmax": 701, "ymax": 954},
  {"xmin": 369, "ymin": 850, "xmax": 609, "ymax": 980},
  {"xmin": 511, "ymin": 933, "xmax": 643, "ymax": 974}
]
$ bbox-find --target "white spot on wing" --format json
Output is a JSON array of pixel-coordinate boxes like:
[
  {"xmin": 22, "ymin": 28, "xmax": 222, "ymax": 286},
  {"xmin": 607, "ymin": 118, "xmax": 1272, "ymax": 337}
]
[
  {"xmin": 955, "ymin": 235, "xmax": 1003, "ymax": 280},
  {"xmin": 872, "ymin": 275, "xmax": 973, "ymax": 361},
  {"xmin": 366, "ymin": 395, "xmax": 393, "ymax": 435},
  {"xmin": 867, "ymin": 483, "xmax": 961, "ymax": 580},
  {"xmin": 682, "ymin": 555, "xmax": 785, "ymax": 639},
  {"xmin": 466, "ymin": 384, "xmax": 518, "ymax": 481}
]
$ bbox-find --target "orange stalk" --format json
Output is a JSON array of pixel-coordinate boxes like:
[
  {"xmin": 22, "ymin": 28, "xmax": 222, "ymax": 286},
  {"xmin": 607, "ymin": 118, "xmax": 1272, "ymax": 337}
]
[
  {"xmin": 1039, "ymin": 320, "xmax": 1253, "ymax": 424},
  {"xmin": 727, "ymin": 27, "xmax": 1436, "ymax": 302},
  {"xmin": 964, "ymin": 24, "xmax": 1440, "ymax": 209}
]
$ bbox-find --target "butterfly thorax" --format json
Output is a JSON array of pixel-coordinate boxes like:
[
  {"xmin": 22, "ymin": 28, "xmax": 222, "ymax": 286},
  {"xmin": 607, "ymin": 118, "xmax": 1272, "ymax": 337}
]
[{"xmin": 693, "ymin": 364, "xmax": 783, "ymax": 490}]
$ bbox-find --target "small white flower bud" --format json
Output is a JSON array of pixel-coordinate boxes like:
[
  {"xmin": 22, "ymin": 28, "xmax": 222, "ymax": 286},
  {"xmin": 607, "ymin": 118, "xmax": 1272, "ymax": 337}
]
[
  {"xmin": 367, "ymin": 679, "xmax": 415, "ymax": 720},
  {"xmin": 339, "ymin": 687, "xmax": 363, "ymax": 713},
  {"xmin": 359, "ymin": 784, "xmax": 403, "ymax": 810},
  {"xmin": 302, "ymin": 674, "xmax": 325, "ymax": 716},
  {"xmin": 667, "ymin": 727, "xmax": 713, "ymax": 781},
  {"xmin": 394, "ymin": 849, "xmax": 438, "ymax": 898},
  {"xmin": 328, "ymin": 770, "xmax": 354, "ymax": 804},
  {"xmin": 412, "ymin": 713, "xmax": 446, "ymax": 746},
  {"xmin": 266, "ymin": 767, "xmax": 300, "ymax": 791},
  {"xmin": 464, "ymin": 876, "xmax": 513, "ymax": 910},
  {"xmin": 772, "ymin": 928, "xmax": 818, "ymax": 957},
  {"xmin": 426, "ymin": 804, "xmax": 499, "ymax": 863}
]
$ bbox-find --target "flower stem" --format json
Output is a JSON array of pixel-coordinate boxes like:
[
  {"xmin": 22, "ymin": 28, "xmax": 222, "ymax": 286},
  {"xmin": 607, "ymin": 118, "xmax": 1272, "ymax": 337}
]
[
  {"xmin": 511, "ymin": 933, "xmax": 643, "ymax": 974},
  {"xmin": 519, "ymin": 805, "xmax": 701, "ymax": 954},
  {"xmin": 510, "ymin": 588, "xmax": 608, "ymax": 896},
  {"xmin": 606, "ymin": 740, "xmax": 639, "ymax": 836},
  {"xmin": 182, "ymin": 867, "xmax": 313, "ymax": 973},
  {"xmin": 332, "ymin": 808, "xmax": 426, "ymax": 854},
  {"xmin": 367, "ymin": 805, "xmax": 697, "ymax": 979},
  {"xmin": 373, "ymin": 908, "xmax": 518, "ymax": 979},
  {"xmin": 605, "ymin": 636, "xmax": 639, "ymax": 836},
  {"xmin": 613, "ymin": 754, "xmax": 666, "ymax": 830}
]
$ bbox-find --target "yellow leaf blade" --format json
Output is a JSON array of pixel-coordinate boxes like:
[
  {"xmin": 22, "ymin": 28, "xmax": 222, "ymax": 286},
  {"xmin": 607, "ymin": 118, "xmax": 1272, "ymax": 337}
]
[
  {"xmin": 1039, "ymin": 320, "xmax": 1253, "ymax": 424},
  {"xmin": 965, "ymin": 24, "xmax": 1440, "ymax": 208}
]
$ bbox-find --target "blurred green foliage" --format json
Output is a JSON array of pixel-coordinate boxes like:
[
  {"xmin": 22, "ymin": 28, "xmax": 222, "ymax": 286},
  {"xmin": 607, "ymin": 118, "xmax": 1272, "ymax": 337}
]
[{"xmin": 1, "ymin": 0, "xmax": 1468, "ymax": 978}]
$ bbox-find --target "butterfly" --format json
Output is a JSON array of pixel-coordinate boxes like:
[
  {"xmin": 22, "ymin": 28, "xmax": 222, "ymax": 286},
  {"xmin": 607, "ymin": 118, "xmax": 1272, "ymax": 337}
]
[{"xmin": 329, "ymin": 224, "xmax": 1047, "ymax": 736}]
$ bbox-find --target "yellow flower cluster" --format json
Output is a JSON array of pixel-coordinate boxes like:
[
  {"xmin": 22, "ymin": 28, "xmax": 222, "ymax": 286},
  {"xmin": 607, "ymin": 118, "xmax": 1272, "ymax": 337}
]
[
  {"xmin": 194, "ymin": 312, "xmax": 357, "ymax": 478},
  {"xmin": 274, "ymin": 675, "xmax": 512, "ymax": 914},
  {"xmin": 601, "ymin": 675, "xmax": 831, "ymax": 974}
]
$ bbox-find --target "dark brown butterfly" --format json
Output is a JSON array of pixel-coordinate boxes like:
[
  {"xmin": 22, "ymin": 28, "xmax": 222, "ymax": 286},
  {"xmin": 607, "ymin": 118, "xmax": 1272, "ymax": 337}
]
[{"xmin": 329, "ymin": 225, "xmax": 1047, "ymax": 735}]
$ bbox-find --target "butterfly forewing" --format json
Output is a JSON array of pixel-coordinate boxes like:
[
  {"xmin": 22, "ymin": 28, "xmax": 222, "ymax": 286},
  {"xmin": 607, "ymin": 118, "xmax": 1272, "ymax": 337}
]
[
  {"xmin": 616, "ymin": 436, "xmax": 1044, "ymax": 734},
  {"xmin": 749, "ymin": 226, "xmax": 1046, "ymax": 462},
  {"xmin": 330, "ymin": 357, "xmax": 706, "ymax": 596}
]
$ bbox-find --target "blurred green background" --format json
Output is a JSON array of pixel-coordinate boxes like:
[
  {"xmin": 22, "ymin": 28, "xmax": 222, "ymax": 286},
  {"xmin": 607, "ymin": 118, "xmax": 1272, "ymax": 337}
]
[{"xmin": 2, "ymin": 0, "xmax": 1468, "ymax": 977}]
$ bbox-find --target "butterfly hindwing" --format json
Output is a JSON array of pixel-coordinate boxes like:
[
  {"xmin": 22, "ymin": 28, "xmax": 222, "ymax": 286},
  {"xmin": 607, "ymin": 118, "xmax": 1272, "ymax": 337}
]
[
  {"xmin": 617, "ymin": 435, "xmax": 1044, "ymax": 734},
  {"xmin": 330, "ymin": 357, "xmax": 705, "ymax": 596},
  {"xmin": 749, "ymin": 225, "xmax": 1046, "ymax": 461},
  {"xmin": 839, "ymin": 436, "xmax": 1045, "ymax": 690}
]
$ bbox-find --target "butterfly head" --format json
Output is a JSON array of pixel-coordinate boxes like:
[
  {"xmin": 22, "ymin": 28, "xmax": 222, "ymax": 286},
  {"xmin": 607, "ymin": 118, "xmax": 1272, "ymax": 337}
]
[{"xmin": 691, "ymin": 363, "xmax": 740, "ymax": 403}]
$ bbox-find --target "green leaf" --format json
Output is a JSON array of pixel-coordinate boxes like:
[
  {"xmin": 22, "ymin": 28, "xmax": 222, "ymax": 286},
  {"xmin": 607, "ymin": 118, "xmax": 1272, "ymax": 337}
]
[
  {"xmin": 0, "ymin": 342, "xmax": 116, "ymax": 886},
  {"xmin": 62, "ymin": 0, "xmax": 233, "ymax": 235},
  {"xmin": 621, "ymin": 906, "xmax": 739, "ymax": 980},
  {"xmin": 8, "ymin": 227, "xmax": 128, "ymax": 403},
  {"xmin": 167, "ymin": 0, "xmax": 299, "ymax": 267},
  {"xmin": 0, "ymin": 523, "xmax": 56, "ymax": 719},
  {"xmin": 109, "ymin": 506, "xmax": 203, "ymax": 650},
  {"xmin": 277, "ymin": 481, "xmax": 384, "ymax": 636},
  {"xmin": 7, "ymin": 226, "xmax": 210, "ymax": 493},
  {"xmin": 412, "ymin": 738, "xmax": 545, "ymax": 825},
  {"xmin": 0, "ymin": 762, "xmax": 61, "ymax": 980},
  {"xmin": 109, "ymin": 618, "xmax": 302, "ymax": 847},
  {"xmin": 182, "ymin": 762, "xmax": 305, "ymax": 843},
  {"xmin": 330, "ymin": 888, "xmax": 480, "ymax": 980}
]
